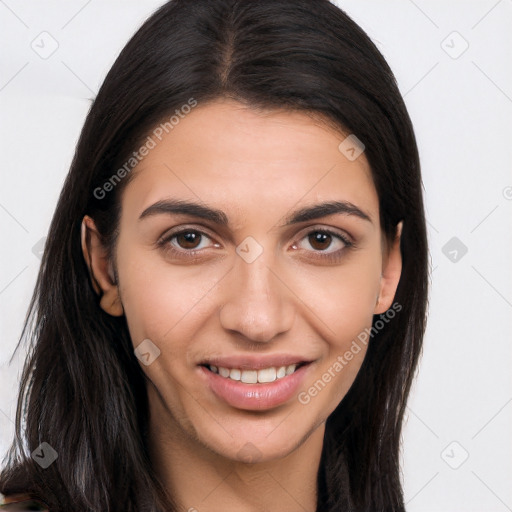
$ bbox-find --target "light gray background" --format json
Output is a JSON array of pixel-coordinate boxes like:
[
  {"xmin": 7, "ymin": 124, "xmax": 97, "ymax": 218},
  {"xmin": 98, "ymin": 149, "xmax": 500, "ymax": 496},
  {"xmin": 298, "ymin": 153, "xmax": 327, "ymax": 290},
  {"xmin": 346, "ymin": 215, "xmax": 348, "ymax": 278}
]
[{"xmin": 1, "ymin": 1, "xmax": 511, "ymax": 510}]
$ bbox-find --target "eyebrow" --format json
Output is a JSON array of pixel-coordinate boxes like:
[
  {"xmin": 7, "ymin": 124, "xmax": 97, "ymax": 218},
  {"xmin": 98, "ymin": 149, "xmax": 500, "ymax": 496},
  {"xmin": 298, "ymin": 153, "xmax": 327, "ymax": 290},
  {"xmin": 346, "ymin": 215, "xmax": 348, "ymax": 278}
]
[{"xmin": 138, "ymin": 198, "xmax": 372, "ymax": 226}]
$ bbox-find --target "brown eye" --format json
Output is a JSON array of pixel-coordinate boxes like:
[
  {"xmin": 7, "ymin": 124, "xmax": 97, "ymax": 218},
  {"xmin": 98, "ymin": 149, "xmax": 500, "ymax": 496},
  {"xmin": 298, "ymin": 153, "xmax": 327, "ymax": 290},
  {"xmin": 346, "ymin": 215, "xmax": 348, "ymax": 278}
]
[
  {"xmin": 291, "ymin": 228, "xmax": 353, "ymax": 263},
  {"xmin": 157, "ymin": 228, "xmax": 221, "ymax": 260},
  {"xmin": 308, "ymin": 231, "xmax": 334, "ymax": 251},
  {"xmin": 175, "ymin": 231, "xmax": 203, "ymax": 249},
  {"xmin": 299, "ymin": 229, "xmax": 350, "ymax": 253}
]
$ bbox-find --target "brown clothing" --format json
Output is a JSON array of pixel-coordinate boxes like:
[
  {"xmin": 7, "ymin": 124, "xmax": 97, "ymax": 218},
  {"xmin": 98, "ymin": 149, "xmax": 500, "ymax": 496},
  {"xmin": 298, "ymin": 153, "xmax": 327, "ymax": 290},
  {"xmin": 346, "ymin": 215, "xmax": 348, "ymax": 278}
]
[{"xmin": 0, "ymin": 493, "xmax": 49, "ymax": 511}]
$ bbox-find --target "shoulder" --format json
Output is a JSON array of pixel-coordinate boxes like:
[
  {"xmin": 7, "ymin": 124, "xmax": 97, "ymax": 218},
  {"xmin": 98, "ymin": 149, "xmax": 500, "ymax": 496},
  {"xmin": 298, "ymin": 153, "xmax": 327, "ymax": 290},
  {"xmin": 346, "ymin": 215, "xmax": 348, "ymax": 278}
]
[{"xmin": 0, "ymin": 492, "xmax": 49, "ymax": 511}]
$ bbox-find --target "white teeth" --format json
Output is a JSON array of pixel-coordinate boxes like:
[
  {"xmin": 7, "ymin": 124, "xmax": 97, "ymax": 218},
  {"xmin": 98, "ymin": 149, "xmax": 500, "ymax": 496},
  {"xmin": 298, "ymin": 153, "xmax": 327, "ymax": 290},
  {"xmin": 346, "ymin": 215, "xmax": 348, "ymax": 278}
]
[
  {"xmin": 240, "ymin": 370, "xmax": 258, "ymax": 384},
  {"xmin": 209, "ymin": 363, "xmax": 300, "ymax": 383},
  {"xmin": 258, "ymin": 367, "xmax": 276, "ymax": 383},
  {"xmin": 219, "ymin": 366, "xmax": 230, "ymax": 378},
  {"xmin": 285, "ymin": 364, "xmax": 296, "ymax": 375},
  {"xmin": 229, "ymin": 368, "xmax": 241, "ymax": 380}
]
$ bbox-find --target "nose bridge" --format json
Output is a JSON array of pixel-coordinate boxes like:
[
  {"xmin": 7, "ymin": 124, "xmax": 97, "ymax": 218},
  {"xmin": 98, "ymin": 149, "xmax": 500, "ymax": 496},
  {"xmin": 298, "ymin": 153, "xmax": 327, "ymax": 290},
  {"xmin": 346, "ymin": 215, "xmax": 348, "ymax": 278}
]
[{"xmin": 219, "ymin": 241, "xmax": 294, "ymax": 342}]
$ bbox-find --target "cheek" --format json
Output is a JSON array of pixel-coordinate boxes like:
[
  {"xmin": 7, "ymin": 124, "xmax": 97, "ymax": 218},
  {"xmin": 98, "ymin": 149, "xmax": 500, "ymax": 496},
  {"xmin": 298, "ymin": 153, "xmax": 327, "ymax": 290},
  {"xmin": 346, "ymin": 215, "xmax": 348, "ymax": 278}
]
[
  {"xmin": 292, "ymin": 254, "xmax": 380, "ymax": 410},
  {"xmin": 293, "ymin": 251, "xmax": 381, "ymax": 335},
  {"xmin": 116, "ymin": 248, "xmax": 232, "ymax": 372}
]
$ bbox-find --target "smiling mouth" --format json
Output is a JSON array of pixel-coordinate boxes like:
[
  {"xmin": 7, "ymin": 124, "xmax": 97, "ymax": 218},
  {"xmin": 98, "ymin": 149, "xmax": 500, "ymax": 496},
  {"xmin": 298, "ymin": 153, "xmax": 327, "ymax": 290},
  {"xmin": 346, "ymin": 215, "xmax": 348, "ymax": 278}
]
[{"xmin": 201, "ymin": 362, "xmax": 309, "ymax": 384}]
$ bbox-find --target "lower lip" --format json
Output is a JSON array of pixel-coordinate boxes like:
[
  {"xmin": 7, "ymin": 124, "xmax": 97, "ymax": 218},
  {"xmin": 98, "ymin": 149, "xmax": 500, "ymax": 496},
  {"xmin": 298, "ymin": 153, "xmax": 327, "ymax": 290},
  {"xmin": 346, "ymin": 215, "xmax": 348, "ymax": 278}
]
[{"xmin": 198, "ymin": 363, "xmax": 312, "ymax": 411}]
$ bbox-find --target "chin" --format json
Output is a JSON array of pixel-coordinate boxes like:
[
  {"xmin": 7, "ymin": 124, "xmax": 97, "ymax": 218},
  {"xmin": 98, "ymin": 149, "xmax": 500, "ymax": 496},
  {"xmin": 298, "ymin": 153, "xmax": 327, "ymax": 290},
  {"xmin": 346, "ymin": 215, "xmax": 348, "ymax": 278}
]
[{"xmin": 197, "ymin": 413, "xmax": 319, "ymax": 464}]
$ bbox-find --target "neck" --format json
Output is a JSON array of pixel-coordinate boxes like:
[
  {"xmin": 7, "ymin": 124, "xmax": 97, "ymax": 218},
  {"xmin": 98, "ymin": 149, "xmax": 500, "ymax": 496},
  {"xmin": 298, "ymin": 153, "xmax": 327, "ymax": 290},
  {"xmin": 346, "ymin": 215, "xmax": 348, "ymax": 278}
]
[{"xmin": 146, "ymin": 384, "xmax": 325, "ymax": 512}]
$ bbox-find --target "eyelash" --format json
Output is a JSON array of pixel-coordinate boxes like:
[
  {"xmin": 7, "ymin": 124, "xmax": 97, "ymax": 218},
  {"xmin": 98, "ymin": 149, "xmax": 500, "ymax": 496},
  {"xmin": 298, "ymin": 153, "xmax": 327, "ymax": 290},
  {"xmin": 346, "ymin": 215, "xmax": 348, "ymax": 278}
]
[{"xmin": 157, "ymin": 226, "xmax": 354, "ymax": 263}]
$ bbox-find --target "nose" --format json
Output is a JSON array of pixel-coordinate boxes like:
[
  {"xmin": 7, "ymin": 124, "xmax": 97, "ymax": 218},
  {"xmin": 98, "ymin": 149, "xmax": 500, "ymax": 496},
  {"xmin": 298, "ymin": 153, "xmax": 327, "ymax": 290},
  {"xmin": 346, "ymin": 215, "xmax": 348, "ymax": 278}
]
[{"xmin": 219, "ymin": 249, "xmax": 295, "ymax": 343}]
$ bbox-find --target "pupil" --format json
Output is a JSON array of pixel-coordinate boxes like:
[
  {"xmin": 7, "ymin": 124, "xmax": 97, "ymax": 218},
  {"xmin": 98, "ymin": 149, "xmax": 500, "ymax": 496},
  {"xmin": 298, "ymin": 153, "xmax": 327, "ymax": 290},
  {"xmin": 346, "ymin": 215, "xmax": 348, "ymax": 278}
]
[
  {"xmin": 310, "ymin": 232, "xmax": 331, "ymax": 250},
  {"xmin": 179, "ymin": 232, "xmax": 200, "ymax": 248}
]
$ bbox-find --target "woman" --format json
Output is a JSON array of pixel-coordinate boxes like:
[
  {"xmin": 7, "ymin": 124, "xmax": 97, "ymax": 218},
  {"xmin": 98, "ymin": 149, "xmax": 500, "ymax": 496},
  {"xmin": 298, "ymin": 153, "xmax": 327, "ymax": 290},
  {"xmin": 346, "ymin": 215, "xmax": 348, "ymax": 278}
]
[{"xmin": 0, "ymin": 0, "xmax": 428, "ymax": 510}]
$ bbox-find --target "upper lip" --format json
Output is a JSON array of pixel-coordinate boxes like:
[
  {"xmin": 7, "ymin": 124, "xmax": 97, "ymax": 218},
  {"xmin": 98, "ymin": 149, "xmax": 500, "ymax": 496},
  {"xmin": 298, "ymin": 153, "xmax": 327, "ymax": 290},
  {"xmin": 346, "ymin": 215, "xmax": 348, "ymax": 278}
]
[{"xmin": 199, "ymin": 354, "xmax": 314, "ymax": 370}]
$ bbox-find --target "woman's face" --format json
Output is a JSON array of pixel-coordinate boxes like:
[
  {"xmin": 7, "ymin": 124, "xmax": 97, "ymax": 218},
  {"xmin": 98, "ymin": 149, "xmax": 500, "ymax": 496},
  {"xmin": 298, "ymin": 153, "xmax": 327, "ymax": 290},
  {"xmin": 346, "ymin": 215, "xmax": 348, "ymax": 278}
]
[{"xmin": 84, "ymin": 98, "xmax": 401, "ymax": 463}]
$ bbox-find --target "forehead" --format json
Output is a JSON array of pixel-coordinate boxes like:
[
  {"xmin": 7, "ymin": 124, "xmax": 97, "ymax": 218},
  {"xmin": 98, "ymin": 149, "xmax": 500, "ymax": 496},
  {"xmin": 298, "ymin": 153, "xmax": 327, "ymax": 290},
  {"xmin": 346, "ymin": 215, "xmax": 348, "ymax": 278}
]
[{"xmin": 121, "ymin": 99, "xmax": 379, "ymax": 227}]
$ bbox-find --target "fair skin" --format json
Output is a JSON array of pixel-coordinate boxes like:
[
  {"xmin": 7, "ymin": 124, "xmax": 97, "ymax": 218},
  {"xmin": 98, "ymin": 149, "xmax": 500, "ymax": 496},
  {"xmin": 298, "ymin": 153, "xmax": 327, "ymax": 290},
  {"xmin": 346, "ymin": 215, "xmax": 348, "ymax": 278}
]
[{"xmin": 81, "ymin": 99, "xmax": 402, "ymax": 512}]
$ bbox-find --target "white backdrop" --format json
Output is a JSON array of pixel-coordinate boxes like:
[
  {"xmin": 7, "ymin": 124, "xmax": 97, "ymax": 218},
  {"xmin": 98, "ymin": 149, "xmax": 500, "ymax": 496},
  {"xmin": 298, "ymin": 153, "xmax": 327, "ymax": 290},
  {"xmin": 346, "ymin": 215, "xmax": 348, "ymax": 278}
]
[{"xmin": 1, "ymin": 1, "xmax": 511, "ymax": 510}]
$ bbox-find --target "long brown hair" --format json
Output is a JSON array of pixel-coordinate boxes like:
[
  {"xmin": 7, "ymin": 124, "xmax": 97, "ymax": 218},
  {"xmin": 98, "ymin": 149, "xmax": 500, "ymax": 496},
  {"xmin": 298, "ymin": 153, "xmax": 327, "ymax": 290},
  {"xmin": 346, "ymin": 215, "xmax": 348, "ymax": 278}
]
[{"xmin": 0, "ymin": 1, "xmax": 428, "ymax": 510}]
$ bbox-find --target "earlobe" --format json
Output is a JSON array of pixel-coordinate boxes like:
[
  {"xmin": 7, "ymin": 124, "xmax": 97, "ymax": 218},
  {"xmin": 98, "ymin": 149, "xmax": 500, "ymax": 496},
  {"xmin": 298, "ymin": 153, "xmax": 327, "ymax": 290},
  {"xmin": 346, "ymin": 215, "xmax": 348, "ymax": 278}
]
[
  {"xmin": 80, "ymin": 215, "xmax": 124, "ymax": 317},
  {"xmin": 99, "ymin": 290, "xmax": 124, "ymax": 317},
  {"xmin": 374, "ymin": 221, "xmax": 403, "ymax": 315}
]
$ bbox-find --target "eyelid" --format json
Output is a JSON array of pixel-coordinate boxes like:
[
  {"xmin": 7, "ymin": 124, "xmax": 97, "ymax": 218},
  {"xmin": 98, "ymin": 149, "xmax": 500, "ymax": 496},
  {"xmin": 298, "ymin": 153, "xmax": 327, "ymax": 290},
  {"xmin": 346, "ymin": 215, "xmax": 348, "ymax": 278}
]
[
  {"xmin": 157, "ymin": 223, "xmax": 355, "ymax": 260},
  {"xmin": 157, "ymin": 224, "xmax": 219, "ymax": 245},
  {"xmin": 158, "ymin": 223, "xmax": 352, "ymax": 244},
  {"xmin": 292, "ymin": 224, "xmax": 354, "ymax": 245}
]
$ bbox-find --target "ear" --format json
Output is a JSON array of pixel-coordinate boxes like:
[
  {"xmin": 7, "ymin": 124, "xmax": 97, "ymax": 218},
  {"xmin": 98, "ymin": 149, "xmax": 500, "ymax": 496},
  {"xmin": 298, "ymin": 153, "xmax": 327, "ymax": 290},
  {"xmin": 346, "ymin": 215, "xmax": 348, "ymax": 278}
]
[
  {"xmin": 81, "ymin": 215, "xmax": 124, "ymax": 317},
  {"xmin": 374, "ymin": 221, "xmax": 403, "ymax": 314}
]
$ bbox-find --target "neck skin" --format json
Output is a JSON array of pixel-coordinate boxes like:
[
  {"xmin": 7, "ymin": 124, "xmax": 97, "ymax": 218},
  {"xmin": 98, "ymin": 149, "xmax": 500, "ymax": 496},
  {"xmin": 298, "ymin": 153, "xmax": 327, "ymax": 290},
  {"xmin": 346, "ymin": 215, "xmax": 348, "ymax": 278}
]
[{"xmin": 146, "ymin": 383, "xmax": 325, "ymax": 512}]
